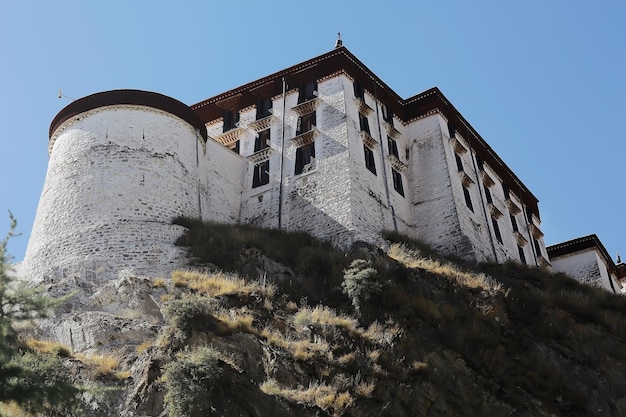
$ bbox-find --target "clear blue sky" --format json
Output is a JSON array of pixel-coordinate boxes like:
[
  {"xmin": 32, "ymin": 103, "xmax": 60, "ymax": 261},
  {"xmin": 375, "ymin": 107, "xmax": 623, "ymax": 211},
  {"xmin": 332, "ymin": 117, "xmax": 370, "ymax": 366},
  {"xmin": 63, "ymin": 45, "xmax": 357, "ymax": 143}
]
[{"xmin": 1, "ymin": 1, "xmax": 624, "ymax": 263}]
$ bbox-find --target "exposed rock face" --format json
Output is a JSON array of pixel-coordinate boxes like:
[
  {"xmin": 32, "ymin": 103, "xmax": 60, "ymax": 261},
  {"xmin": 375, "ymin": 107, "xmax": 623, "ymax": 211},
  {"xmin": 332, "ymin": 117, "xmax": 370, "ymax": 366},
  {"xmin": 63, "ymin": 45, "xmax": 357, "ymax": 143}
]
[{"xmin": 26, "ymin": 227, "xmax": 626, "ymax": 417}]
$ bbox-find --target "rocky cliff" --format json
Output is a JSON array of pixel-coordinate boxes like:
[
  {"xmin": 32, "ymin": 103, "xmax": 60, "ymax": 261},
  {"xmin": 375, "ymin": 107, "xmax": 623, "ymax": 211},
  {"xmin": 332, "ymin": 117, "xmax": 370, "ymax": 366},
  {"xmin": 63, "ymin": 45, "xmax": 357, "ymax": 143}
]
[{"xmin": 18, "ymin": 220, "xmax": 626, "ymax": 417}]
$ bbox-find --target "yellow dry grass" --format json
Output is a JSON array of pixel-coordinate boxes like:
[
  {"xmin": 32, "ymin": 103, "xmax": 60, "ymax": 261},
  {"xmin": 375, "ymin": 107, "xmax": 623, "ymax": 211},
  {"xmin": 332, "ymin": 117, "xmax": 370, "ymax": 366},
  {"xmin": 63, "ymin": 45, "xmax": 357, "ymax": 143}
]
[
  {"xmin": 293, "ymin": 305, "xmax": 358, "ymax": 332},
  {"xmin": 260, "ymin": 379, "xmax": 353, "ymax": 415},
  {"xmin": 76, "ymin": 353, "xmax": 121, "ymax": 377},
  {"xmin": 0, "ymin": 402, "xmax": 33, "ymax": 417},
  {"xmin": 23, "ymin": 339, "xmax": 72, "ymax": 357},
  {"xmin": 388, "ymin": 244, "xmax": 502, "ymax": 294},
  {"xmin": 171, "ymin": 270, "xmax": 275, "ymax": 297}
]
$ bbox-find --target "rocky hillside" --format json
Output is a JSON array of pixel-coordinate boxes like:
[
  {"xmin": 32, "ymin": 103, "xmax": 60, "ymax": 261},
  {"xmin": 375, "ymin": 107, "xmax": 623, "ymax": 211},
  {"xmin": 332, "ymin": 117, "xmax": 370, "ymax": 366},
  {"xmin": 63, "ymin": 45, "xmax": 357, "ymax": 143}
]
[{"xmin": 11, "ymin": 219, "xmax": 626, "ymax": 417}]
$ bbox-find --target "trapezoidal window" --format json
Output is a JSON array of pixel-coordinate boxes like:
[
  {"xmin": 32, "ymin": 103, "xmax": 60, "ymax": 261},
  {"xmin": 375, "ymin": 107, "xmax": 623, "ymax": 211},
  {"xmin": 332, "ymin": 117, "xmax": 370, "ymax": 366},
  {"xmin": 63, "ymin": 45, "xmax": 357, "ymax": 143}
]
[
  {"xmin": 463, "ymin": 186, "xmax": 474, "ymax": 212},
  {"xmin": 297, "ymin": 112, "xmax": 316, "ymax": 136},
  {"xmin": 255, "ymin": 129, "xmax": 270, "ymax": 152},
  {"xmin": 353, "ymin": 80, "xmax": 365, "ymax": 99},
  {"xmin": 387, "ymin": 136, "xmax": 399, "ymax": 159},
  {"xmin": 382, "ymin": 103, "xmax": 394, "ymax": 126},
  {"xmin": 392, "ymin": 169, "xmax": 404, "ymax": 197},
  {"xmin": 252, "ymin": 160, "xmax": 270, "ymax": 188},
  {"xmin": 364, "ymin": 145, "xmax": 376, "ymax": 175},
  {"xmin": 223, "ymin": 109, "xmax": 239, "ymax": 133},
  {"xmin": 359, "ymin": 112, "xmax": 370, "ymax": 134},
  {"xmin": 256, "ymin": 97, "xmax": 272, "ymax": 120},
  {"xmin": 492, "ymin": 216, "xmax": 502, "ymax": 244},
  {"xmin": 295, "ymin": 142, "xmax": 315, "ymax": 175},
  {"xmin": 298, "ymin": 80, "xmax": 318, "ymax": 104}
]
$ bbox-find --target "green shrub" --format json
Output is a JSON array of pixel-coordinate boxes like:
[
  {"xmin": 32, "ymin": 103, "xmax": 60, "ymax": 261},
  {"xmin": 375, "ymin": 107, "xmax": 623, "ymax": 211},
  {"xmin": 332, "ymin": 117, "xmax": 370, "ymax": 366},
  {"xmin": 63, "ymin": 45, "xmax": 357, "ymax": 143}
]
[
  {"xmin": 163, "ymin": 347, "xmax": 223, "ymax": 417},
  {"xmin": 163, "ymin": 295, "xmax": 219, "ymax": 336},
  {"xmin": 342, "ymin": 259, "xmax": 381, "ymax": 315}
]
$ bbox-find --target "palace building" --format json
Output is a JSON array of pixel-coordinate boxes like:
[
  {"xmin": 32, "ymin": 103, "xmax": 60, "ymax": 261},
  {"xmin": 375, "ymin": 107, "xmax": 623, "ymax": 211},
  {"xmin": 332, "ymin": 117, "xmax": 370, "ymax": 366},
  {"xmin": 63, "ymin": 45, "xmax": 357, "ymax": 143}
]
[{"xmin": 23, "ymin": 45, "xmax": 551, "ymax": 282}]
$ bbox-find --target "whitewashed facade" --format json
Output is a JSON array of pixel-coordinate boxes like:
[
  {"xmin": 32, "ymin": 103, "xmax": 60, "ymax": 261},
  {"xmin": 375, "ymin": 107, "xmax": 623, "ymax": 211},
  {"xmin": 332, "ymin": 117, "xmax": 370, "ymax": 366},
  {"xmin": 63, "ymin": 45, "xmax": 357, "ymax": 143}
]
[
  {"xmin": 548, "ymin": 235, "xmax": 623, "ymax": 293},
  {"xmin": 23, "ymin": 47, "xmax": 551, "ymax": 282}
]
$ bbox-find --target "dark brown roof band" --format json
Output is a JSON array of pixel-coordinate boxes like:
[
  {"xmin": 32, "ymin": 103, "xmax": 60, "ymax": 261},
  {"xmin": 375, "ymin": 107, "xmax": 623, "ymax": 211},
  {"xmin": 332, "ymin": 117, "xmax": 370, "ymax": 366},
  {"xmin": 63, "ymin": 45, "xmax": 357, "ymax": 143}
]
[
  {"xmin": 191, "ymin": 46, "xmax": 541, "ymax": 219},
  {"xmin": 49, "ymin": 89, "xmax": 208, "ymax": 141},
  {"xmin": 547, "ymin": 234, "xmax": 615, "ymax": 273}
]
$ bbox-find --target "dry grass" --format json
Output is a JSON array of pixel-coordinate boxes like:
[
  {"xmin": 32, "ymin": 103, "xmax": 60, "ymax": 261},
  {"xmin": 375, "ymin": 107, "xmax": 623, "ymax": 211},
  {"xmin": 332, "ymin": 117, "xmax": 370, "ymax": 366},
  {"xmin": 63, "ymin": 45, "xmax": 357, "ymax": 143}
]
[
  {"xmin": 261, "ymin": 327, "xmax": 330, "ymax": 361},
  {"xmin": 136, "ymin": 339, "xmax": 153, "ymax": 354},
  {"xmin": 171, "ymin": 270, "xmax": 275, "ymax": 298},
  {"xmin": 293, "ymin": 305, "xmax": 358, "ymax": 333},
  {"xmin": 0, "ymin": 402, "xmax": 33, "ymax": 417},
  {"xmin": 261, "ymin": 379, "xmax": 353, "ymax": 415},
  {"xmin": 388, "ymin": 244, "xmax": 502, "ymax": 294},
  {"xmin": 214, "ymin": 309, "xmax": 255, "ymax": 333},
  {"xmin": 337, "ymin": 352, "xmax": 356, "ymax": 365},
  {"xmin": 151, "ymin": 278, "xmax": 168, "ymax": 288},
  {"xmin": 23, "ymin": 339, "xmax": 72, "ymax": 357},
  {"xmin": 362, "ymin": 321, "xmax": 402, "ymax": 346},
  {"xmin": 354, "ymin": 381, "xmax": 376, "ymax": 398},
  {"xmin": 76, "ymin": 353, "xmax": 124, "ymax": 378}
]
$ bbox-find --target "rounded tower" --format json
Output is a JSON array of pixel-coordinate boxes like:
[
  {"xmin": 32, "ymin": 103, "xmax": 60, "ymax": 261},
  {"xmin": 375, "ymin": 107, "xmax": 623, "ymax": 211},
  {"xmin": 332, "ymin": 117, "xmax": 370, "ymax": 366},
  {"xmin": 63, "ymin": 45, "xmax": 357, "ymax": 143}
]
[{"xmin": 23, "ymin": 90, "xmax": 208, "ymax": 283}]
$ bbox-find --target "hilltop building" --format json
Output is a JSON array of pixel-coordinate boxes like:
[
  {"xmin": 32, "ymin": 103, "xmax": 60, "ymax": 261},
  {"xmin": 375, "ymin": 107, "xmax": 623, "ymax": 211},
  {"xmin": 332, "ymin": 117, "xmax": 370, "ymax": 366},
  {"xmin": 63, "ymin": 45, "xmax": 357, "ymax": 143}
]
[
  {"xmin": 23, "ymin": 46, "xmax": 550, "ymax": 282},
  {"xmin": 548, "ymin": 235, "xmax": 624, "ymax": 294}
]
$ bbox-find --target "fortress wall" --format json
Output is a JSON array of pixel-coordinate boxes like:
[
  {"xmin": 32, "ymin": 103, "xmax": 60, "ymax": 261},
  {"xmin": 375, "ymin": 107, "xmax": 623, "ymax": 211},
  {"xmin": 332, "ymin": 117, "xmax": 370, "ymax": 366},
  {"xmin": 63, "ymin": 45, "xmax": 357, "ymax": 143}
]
[
  {"xmin": 406, "ymin": 114, "xmax": 472, "ymax": 257},
  {"xmin": 23, "ymin": 105, "xmax": 203, "ymax": 282}
]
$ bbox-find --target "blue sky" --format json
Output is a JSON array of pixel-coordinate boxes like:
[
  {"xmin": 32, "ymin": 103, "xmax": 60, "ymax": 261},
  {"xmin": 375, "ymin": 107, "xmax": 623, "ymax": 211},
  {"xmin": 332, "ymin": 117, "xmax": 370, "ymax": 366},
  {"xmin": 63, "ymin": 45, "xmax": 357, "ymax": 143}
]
[{"xmin": 1, "ymin": 1, "xmax": 624, "ymax": 263}]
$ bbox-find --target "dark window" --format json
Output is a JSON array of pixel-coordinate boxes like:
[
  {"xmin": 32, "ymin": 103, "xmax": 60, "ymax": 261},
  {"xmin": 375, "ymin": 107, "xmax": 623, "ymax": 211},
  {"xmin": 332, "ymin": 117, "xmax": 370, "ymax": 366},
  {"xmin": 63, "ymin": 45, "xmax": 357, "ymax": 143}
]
[
  {"xmin": 484, "ymin": 185, "xmax": 492, "ymax": 204},
  {"xmin": 463, "ymin": 186, "xmax": 474, "ymax": 212},
  {"xmin": 353, "ymin": 80, "xmax": 364, "ymax": 99},
  {"xmin": 252, "ymin": 160, "xmax": 270, "ymax": 188},
  {"xmin": 526, "ymin": 207, "xmax": 534, "ymax": 222},
  {"xmin": 382, "ymin": 103, "xmax": 394, "ymax": 126},
  {"xmin": 405, "ymin": 147, "xmax": 410, "ymax": 161},
  {"xmin": 448, "ymin": 121, "xmax": 455, "ymax": 138},
  {"xmin": 256, "ymin": 97, "xmax": 272, "ymax": 120},
  {"xmin": 518, "ymin": 246, "xmax": 527, "ymax": 264},
  {"xmin": 533, "ymin": 238, "xmax": 542, "ymax": 255},
  {"xmin": 476, "ymin": 155, "xmax": 484, "ymax": 171},
  {"xmin": 364, "ymin": 145, "xmax": 376, "ymax": 175},
  {"xmin": 387, "ymin": 136, "xmax": 399, "ymax": 158},
  {"xmin": 297, "ymin": 112, "xmax": 316, "ymax": 135},
  {"xmin": 392, "ymin": 169, "xmax": 404, "ymax": 196},
  {"xmin": 254, "ymin": 129, "xmax": 270, "ymax": 152},
  {"xmin": 510, "ymin": 214, "xmax": 519, "ymax": 232},
  {"xmin": 295, "ymin": 142, "xmax": 315, "ymax": 175},
  {"xmin": 298, "ymin": 80, "xmax": 317, "ymax": 104},
  {"xmin": 492, "ymin": 217, "xmax": 502, "ymax": 243},
  {"xmin": 455, "ymin": 153, "xmax": 464, "ymax": 172},
  {"xmin": 230, "ymin": 140, "xmax": 240, "ymax": 154},
  {"xmin": 359, "ymin": 113, "xmax": 370, "ymax": 134},
  {"xmin": 502, "ymin": 183, "xmax": 510, "ymax": 200},
  {"xmin": 223, "ymin": 109, "xmax": 240, "ymax": 132}
]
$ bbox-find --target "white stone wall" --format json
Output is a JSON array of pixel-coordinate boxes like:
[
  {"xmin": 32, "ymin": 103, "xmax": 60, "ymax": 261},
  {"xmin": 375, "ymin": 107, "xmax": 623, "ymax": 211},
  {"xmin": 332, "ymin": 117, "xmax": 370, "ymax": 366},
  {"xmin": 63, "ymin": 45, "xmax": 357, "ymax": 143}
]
[
  {"xmin": 405, "ymin": 114, "xmax": 471, "ymax": 257},
  {"xmin": 23, "ymin": 105, "xmax": 205, "ymax": 282},
  {"xmin": 551, "ymin": 249, "xmax": 616, "ymax": 292}
]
